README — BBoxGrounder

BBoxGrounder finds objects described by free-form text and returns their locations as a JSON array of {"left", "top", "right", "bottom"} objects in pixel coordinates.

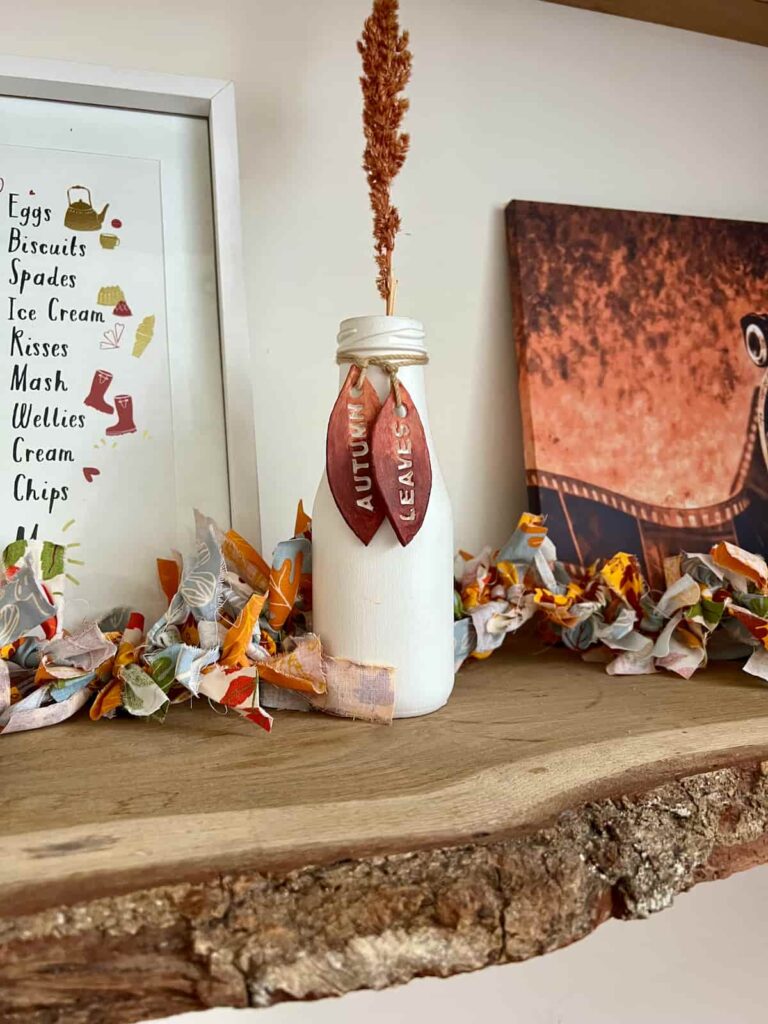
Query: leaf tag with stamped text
[
  {"left": 326, "top": 365, "right": 386, "bottom": 545},
  {"left": 371, "top": 382, "right": 432, "bottom": 546}
]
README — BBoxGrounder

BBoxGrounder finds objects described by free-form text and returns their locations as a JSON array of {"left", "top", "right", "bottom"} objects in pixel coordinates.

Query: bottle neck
[
  {"left": 337, "top": 315, "right": 426, "bottom": 357},
  {"left": 336, "top": 316, "right": 428, "bottom": 404}
]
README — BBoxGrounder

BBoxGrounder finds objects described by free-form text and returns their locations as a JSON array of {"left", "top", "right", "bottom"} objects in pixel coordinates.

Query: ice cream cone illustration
[
  {"left": 84, "top": 369, "right": 114, "bottom": 415},
  {"left": 133, "top": 315, "right": 155, "bottom": 358},
  {"left": 105, "top": 395, "right": 137, "bottom": 437}
]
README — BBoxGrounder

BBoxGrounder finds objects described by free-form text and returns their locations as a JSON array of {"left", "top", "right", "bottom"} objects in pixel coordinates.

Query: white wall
[
  {"left": 4, "top": 1, "right": 768, "bottom": 1020},
  {"left": 5, "top": 0, "right": 768, "bottom": 555}
]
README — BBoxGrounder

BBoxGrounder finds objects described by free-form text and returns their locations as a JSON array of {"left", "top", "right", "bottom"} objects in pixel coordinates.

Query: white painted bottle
[{"left": 312, "top": 315, "right": 455, "bottom": 717}]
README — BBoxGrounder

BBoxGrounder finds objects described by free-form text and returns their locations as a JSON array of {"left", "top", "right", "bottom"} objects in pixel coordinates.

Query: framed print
[
  {"left": 0, "top": 56, "right": 259, "bottom": 623},
  {"left": 507, "top": 199, "right": 768, "bottom": 588}
]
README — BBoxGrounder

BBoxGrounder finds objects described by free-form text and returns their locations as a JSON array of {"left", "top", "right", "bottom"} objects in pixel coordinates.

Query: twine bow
[{"left": 337, "top": 352, "right": 428, "bottom": 411}]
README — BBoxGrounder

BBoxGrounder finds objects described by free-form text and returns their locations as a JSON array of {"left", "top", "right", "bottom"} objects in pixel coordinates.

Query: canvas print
[{"left": 506, "top": 199, "right": 768, "bottom": 589}]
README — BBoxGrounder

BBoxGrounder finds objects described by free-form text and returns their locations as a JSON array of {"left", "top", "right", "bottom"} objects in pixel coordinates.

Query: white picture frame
[{"left": 0, "top": 53, "right": 261, "bottom": 549}]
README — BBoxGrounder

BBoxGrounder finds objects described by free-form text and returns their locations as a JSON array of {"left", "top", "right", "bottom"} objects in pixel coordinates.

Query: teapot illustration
[{"left": 64, "top": 186, "right": 110, "bottom": 232}]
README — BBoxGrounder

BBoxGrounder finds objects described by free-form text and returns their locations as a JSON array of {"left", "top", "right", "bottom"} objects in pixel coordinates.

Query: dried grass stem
[{"left": 358, "top": 0, "right": 412, "bottom": 313}]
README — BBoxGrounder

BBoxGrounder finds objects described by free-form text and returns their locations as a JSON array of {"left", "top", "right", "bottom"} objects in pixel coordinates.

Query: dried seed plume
[{"left": 358, "top": 0, "right": 412, "bottom": 314}]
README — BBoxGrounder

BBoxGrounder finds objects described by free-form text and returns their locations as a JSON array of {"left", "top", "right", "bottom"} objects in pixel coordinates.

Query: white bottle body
[{"left": 312, "top": 316, "right": 455, "bottom": 717}]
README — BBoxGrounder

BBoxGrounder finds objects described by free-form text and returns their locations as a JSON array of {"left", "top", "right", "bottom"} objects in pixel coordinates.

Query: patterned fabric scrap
[
  {"left": 0, "top": 503, "right": 394, "bottom": 734},
  {"left": 452, "top": 512, "right": 768, "bottom": 684}
]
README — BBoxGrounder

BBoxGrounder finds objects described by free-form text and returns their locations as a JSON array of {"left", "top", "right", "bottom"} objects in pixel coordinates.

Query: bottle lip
[{"left": 337, "top": 315, "right": 426, "bottom": 356}]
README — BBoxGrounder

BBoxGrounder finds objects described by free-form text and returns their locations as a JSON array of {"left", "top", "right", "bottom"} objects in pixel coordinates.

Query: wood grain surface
[
  {"left": 544, "top": 0, "right": 768, "bottom": 47},
  {"left": 3, "top": 644, "right": 768, "bottom": 917}
]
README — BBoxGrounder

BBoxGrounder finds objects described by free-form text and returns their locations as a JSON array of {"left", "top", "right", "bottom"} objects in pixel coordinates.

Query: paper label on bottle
[
  {"left": 325, "top": 365, "right": 386, "bottom": 545},
  {"left": 371, "top": 383, "right": 432, "bottom": 546}
]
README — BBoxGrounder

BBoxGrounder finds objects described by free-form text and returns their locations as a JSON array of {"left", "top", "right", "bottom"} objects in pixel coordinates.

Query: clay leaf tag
[
  {"left": 326, "top": 366, "right": 385, "bottom": 545},
  {"left": 371, "top": 382, "right": 432, "bottom": 546}
]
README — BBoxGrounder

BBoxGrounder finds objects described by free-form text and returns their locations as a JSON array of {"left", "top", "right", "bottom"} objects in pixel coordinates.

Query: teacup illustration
[{"left": 99, "top": 233, "right": 120, "bottom": 250}]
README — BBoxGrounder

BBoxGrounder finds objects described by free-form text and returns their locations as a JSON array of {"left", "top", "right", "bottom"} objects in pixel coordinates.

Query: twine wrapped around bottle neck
[{"left": 337, "top": 351, "right": 429, "bottom": 410}]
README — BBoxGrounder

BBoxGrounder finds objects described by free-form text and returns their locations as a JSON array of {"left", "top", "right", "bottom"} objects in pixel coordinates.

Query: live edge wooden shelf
[{"left": 2, "top": 645, "right": 768, "bottom": 1023}]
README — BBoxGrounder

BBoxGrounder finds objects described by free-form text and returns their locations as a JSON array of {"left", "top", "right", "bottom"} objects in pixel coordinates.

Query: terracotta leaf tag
[
  {"left": 371, "top": 382, "right": 432, "bottom": 546},
  {"left": 326, "top": 366, "right": 386, "bottom": 545}
]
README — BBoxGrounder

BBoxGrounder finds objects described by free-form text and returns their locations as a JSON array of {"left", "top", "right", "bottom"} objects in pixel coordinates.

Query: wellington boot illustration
[
  {"left": 105, "top": 394, "right": 137, "bottom": 437},
  {"left": 84, "top": 369, "right": 114, "bottom": 415}
]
